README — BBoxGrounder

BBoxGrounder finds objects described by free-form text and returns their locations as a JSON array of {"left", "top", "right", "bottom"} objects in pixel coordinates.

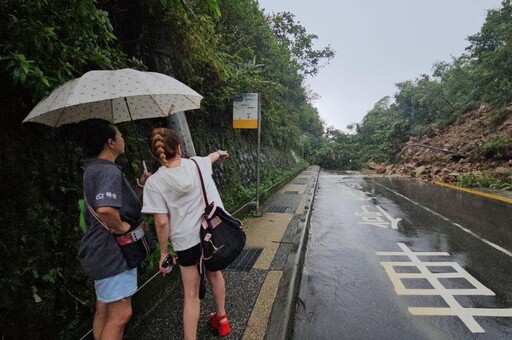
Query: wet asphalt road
[{"left": 292, "top": 171, "right": 512, "bottom": 340}]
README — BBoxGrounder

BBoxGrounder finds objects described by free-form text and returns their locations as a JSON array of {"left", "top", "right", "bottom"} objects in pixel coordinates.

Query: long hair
[{"left": 149, "top": 128, "right": 181, "bottom": 166}]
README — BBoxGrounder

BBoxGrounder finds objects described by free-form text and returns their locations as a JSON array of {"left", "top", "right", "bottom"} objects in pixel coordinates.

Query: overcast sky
[{"left": 257, "top": 0, "right": 503, "bottom": 132}]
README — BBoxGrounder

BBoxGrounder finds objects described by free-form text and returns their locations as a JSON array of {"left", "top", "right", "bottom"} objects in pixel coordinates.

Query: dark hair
[
  {"left": 78, "top": 119, "right": 117, "bottom": 158},
  {"left": 149, "top": 127, "right": 181, "bottom": 166}
]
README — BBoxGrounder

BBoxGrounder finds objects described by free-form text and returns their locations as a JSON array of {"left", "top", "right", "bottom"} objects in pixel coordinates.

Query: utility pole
[
  {"left": 166, "top": 112, "right": 196, "bottom": 157},
  {"left": 150, "top": 43, "right": 197, "bottom": 158}
]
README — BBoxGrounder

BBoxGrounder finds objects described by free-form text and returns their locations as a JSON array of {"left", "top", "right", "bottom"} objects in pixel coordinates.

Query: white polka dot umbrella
[
  {"left": 23, "top": 68, "right": 203, "bottom": 127},
  {"left": 23, "top": 68, "right": 203, "bottom": 170}
]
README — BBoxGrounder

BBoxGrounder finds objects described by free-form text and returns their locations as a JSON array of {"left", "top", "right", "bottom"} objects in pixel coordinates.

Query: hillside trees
[
  {"left": 267, "top": 11, "right": 335, "bottom": 77},
  {"left": 354, "top": 96, "right": 405, "bottom": 163},
  {"left": 315, "top": 127, "right": 359, "bottom": 169},
  {"left": 466, "top": 0, "right": 512, "bottom": 107},
  {"left": 321, "top": 1, "right": 512, "bottom": 169}
]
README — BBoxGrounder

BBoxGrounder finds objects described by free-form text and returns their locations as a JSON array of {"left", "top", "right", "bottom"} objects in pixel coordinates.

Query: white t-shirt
[{"left": 142, "top": 156, "right": 224, "bottom": 251}]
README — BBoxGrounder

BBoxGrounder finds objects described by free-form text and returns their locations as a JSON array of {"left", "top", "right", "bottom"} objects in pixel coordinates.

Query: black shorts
[{"left": 176, "top": 243, "right": 201, "bottom": 267}]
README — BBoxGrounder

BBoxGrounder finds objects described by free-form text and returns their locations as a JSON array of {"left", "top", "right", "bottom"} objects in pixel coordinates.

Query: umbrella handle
[{"left": 142, "top": 160, "right": 148, "bottom": 173}]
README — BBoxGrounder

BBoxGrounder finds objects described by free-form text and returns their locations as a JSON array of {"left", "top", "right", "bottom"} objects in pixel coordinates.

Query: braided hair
[{"left": 149, "top": 128, "right": 181, "bottom": 166}]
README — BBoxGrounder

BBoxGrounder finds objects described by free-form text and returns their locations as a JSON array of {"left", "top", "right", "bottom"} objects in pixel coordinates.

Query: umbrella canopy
[{"left": 23, "top": 68, "right": 203, "bottom": 127}]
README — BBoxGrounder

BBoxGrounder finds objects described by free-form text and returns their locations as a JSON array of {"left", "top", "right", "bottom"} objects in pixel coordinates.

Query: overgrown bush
[
  {"left": 490, "top": 106, "right": 512, "bottom": 126},
  {"left": 472, "top": 135, "right": 512, "bottom": 159},
  {"left": 458, "top": 171, "right": 512, "bottom": 190}
]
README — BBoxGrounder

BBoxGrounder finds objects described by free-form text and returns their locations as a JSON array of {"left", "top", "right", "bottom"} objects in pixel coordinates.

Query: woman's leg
[
  {"left": 93, "top": 301, "right": 107, "bottom": 339},
  {"left": 93, "top": 267, "right": 137, "bottom": 339},
  {"left": 98, "top": 297, "right": 132, "bottom": 340},
  {"left": 180, "top": 265, "right": 201, "bottom": 340},
  {"left": 206, "top": 270, "right": 226, "bottom": 316},
  {"left": 206, "top": 270, "right": 231, "bottom": 336}
]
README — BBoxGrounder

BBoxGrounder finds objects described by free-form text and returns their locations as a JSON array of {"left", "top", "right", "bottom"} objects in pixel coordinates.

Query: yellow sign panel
[
  {"left": 233, "top": 119, "right": 258, "bottom": 129},
  {"left": 233, "top": 93, "right": 259, "bottom": 129}
]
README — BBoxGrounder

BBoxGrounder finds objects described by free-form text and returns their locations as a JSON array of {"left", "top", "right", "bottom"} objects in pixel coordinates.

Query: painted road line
[
  {"left": 373, "top": 182, "right": 512, "bottom": 258},
  {"left": 356, "top": 205, "right": 401, "bottom": 229},
  {"left": 378, "top": 243, "right": 512, "bottom": 333},
  {"left": 434, "top": 181, "right": 512, "bottom": 204}
]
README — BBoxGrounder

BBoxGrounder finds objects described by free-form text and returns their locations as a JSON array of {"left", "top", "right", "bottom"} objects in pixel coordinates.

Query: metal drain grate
[
  {"left": 226, "top": 248, "right": 263, "bottom": 271},
  {"left": 292, "top": 179, "right": 308, "bottom": 185},
  {"left": 284, "top": 191, "right": 299, "bottom": 194},
  {"left": 263, "top": 205, "right": 288, "bottom": 213}
]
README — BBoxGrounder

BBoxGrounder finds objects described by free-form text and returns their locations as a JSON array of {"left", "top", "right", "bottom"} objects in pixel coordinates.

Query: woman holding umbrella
[{"left": 76, "top": 118, "right": 150, "bottom": 339}]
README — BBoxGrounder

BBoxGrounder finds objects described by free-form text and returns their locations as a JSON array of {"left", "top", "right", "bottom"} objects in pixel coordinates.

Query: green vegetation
[
  {"left": 458, "top": 171, "right": 512, "bottom": 190},
  {"left": 221, "top": 160, "right": 308, "bottom": 212},
  {"left": 472, "top": 136, "right": 512, "bottom": 160},
  {"left": 310, "top": 1, "right": 512, "bottom": 191},
  {"left": 0, "top": 0, "right": 332, "bottom": 337}
]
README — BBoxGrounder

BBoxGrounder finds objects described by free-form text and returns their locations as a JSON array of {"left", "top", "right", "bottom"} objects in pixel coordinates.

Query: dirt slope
[{"left": 384, "top": 103, "right": 512, "bottom": 184}]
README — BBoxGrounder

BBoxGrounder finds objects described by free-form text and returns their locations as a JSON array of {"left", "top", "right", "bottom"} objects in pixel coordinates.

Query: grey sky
[{"left": 257, "top": 0, "right": 503, "bottom": 132}]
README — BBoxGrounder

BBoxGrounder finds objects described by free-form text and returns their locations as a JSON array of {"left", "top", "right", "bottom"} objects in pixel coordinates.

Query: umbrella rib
[
  {"left": 123, "top": 97, "right": 145, "bottom": 163},
  {"left": 182, "top": 95, "right": 200, "bottom": 111},
  {"left": 111, "top": 97, "right": 115, "bottom": 123},
  {"left": 147, "top": 95, "right": 168, "bottom": 117},
  {"left": 53, "top": 108, "right": 65, "bottom": 127}
]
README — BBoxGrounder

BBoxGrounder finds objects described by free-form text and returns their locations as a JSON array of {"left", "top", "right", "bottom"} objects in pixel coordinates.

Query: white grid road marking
[{"left": 377, "top": 243, "right": 512, "bottom": 333}]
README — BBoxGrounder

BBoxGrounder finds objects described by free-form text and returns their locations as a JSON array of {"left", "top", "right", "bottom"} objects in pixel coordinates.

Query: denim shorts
[{"left": 94, "top": 267, "right": 137, "bottom": 303}]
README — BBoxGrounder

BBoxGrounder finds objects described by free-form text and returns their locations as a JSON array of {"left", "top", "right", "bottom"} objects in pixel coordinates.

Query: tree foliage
[
  {"left": 466, "top": 0, "right": 512, "bottom": 106},
  {"left": 0, "top": 0, "right": 331, "bottom": 337},
  {"left": 267, "top": 11, "right": 335, "bottom": 76},
  {"left": 313, "top": 1, "right": 512, "bottom": 169},
  {"left": 0, "top": 1, "right": 132, "bottom": 338}
]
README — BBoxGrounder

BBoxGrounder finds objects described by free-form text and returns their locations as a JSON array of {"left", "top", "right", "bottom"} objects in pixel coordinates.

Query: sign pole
[
  {"left": 232, "top": 92, "right": 261, "bottom": 216},
  {"left": 255, "top": 94, "right": 261, "bottom": 216}
]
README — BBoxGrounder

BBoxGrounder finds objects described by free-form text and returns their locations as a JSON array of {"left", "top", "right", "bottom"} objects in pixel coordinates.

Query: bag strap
[
  {"left": 83, "top": 196, "right": 113, "bottom": 233},
  {"left": 191, "top": 159, "right": 208, "bottom": 286},
  {"left": 191, "top": 159, "right": 209, "bottom": 207}
]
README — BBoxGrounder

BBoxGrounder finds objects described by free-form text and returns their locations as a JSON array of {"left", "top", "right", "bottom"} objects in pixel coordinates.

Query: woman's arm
[
  {"left": 153, "top": 213, "right": 175, "bottom": 272},
  {"left": 96, "top": 206, "right": 131, "bottom": 234},
  {"left": 134, "top": 171, "right": 151, "bottom": 199},
  {"left": 208, "top": 150, "right": 229, "bottom": 164}
]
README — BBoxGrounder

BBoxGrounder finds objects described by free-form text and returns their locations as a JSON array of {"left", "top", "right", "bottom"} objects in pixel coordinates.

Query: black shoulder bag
[
  {"left": 192, "top": 159, "right": 246, "bottom": 272},
  {"left": 84, "top": 198, "right": 156, "bottom": 268}
]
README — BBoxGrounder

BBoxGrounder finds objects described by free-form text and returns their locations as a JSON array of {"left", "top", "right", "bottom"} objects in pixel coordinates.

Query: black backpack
[
  {"left": 200, "top": 201, "right": 246, "bottom": 271},
  {"left": 192, "top": 160, "right": 246, "bottom": 272}
]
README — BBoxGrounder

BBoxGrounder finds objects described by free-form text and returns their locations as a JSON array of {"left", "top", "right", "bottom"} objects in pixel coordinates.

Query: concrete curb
[
  {"left": 265, "top": 166, "right": 320, "bottom": 340},
  {"left": 433, "top": 181, "right": 512, "bottom": 204}
]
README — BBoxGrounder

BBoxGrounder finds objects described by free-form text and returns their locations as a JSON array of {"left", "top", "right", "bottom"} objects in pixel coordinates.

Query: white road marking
[
  {"left": 377, "top": 243, "right": 512, "bottom": 333},
  {"left": 373, "top": 182, "right": 512, "bottom": 258},
  {"left": 356, "top": 205, "right": 401, "bottom": 229}
]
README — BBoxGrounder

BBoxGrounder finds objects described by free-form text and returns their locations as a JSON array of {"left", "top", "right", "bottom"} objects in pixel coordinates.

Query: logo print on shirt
[{"left": 96, "top": 193, "right": 117, "bottom": 200}]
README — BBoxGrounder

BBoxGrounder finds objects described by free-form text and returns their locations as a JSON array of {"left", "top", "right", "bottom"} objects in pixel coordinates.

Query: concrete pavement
[{"left": 125, "top": 165, "right": 320, "bottom": 340}]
